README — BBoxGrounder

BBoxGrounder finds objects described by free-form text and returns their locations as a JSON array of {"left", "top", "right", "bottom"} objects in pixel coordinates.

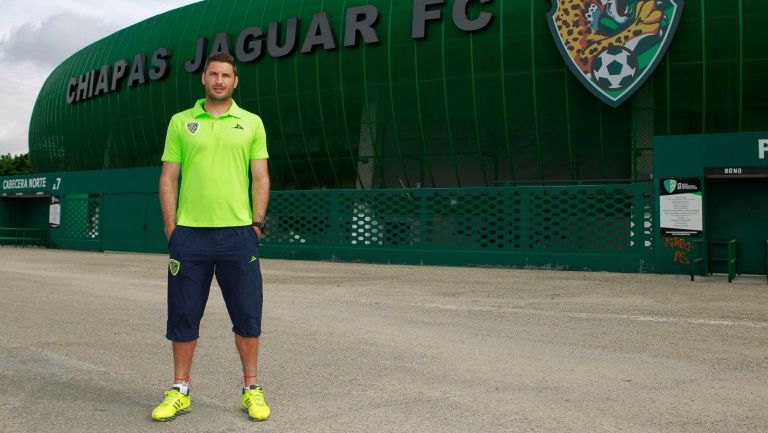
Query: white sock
[{"left": 172, "top": 383, "right": 190, "bottom": 395}]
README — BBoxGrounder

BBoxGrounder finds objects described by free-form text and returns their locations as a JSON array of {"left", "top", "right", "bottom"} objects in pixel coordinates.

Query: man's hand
[
  {"left": 250, "top": 159, "right": 270, "bottom": 240},
  {"left": 165, "top": 224, "right": 176, "bottom": 241},
  {"left": 159, "top": 162, "right": 181, "bottom": 242}
]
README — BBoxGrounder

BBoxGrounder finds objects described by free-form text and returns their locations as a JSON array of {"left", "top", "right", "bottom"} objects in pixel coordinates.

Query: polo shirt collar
[{"left": 191, "top": 98, "right": 243, "bottom": 119}]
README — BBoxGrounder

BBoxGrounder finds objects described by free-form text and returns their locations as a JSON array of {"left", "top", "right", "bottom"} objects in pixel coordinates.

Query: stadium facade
[{"left": 1, "top": 0, "right": 767, "bottom": 276}]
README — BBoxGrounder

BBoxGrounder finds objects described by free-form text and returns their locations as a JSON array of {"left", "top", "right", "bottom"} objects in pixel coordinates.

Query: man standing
[{"left": 152, "top": 52, "right": 271, "bottom": 422}]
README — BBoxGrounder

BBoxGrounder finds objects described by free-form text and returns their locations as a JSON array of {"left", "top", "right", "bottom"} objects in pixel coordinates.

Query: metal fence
[
  {"left": 38, "top": 183, "right": 656, "bottom": 272},
  {"left": 0, "top": 227, "right": 49, "bottom": 247},
  {"left": 262, "top": 183, "right": 655, "bottom": 272}
]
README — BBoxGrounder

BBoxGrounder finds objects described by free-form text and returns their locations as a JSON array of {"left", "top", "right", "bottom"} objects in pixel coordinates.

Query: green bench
[{"left": 0, "top": 228, "right": 49, "bottom": 248}]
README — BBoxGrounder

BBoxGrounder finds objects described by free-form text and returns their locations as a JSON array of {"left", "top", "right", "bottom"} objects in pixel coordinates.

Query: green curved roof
[{"left": 29, "top": 0, "right": 768, "bottom": 189}]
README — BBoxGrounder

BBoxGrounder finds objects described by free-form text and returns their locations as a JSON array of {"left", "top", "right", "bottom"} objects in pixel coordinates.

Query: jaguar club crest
[
  {"left": 186, "top": 121, "right": 200, "bottom": 135},
  {"left": 547, "top": 0, "right": 684, "bottom": 107}
]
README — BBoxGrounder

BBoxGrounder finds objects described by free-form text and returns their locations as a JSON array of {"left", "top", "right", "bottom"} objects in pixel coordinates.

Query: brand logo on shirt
[
  {"left": 234, "top": 124, "right": 244, "bottom": 130},
  {"left": 186, "top": 121, "right": 200, "bottom": 135}
]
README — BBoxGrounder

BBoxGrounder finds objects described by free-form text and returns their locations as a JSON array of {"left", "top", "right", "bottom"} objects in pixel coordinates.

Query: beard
[{"left": 205, "top": 85, "right": 234, "bottom": 101}]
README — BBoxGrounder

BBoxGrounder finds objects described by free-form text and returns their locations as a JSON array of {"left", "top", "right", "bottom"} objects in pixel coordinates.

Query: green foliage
[{"left": 0, "top": 153, "right": 33, "bottom": 176}]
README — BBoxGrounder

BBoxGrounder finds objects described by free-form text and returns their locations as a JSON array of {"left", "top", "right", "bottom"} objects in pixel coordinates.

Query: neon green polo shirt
[{"left": 161, "top": 99, "right": 268, "bottom": 227}]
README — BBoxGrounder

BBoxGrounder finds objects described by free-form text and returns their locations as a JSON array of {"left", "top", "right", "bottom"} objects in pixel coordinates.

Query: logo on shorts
[
  {"left": 169, "top": 259, "right": 181, "bottom": 276},
  {"left": 186, "top": 121, "right": 200, "bottom": 135},
  {"left": 249, "top": 256, "right": 258, "bottom": 263}
]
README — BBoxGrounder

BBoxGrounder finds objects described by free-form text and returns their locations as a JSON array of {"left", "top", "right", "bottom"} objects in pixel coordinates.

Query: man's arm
[
  {"left": 250, "top": 159, "right": 270, "bottom": 238},
  {"left": 159, "top": 162, "right": 181, "bottom": 240}
]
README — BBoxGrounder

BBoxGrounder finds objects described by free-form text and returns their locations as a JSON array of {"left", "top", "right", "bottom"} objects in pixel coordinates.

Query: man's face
[{"left": 202, "top": 61, "right": 238, "bottom": 101}]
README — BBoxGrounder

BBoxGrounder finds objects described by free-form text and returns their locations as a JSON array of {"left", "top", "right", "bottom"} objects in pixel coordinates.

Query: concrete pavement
[{"left": 0, "top": 247, "right": 766, "bottom": 432}]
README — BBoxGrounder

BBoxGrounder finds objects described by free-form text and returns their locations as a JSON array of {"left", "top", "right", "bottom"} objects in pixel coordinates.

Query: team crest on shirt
[{"left": 186, "top": 121, "right": 200, "bottom": 135}]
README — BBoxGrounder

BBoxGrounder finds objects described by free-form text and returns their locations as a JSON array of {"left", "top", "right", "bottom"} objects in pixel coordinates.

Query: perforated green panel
[
  {"left": 341, "top": 193, "right": 423, "bottom": 247},
  {"left": 62, "top": 195, "right": 101, "bottom": 240},
  {"left": 268, "top": 194, "right": 332, "bottom": 246},
  {"left": 262, "top": 184, "right": 655, "bottom": 271}
]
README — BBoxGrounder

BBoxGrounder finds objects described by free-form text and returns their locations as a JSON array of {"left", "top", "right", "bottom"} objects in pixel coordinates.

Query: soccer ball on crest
[{"left": 591, "top": 46, "right": 638, "bottom": 91}]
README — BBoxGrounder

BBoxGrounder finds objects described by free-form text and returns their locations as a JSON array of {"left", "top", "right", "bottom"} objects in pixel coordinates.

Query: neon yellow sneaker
[
  {"left": 241, "top": 385, "right": 270, "bottom": 421},
  {"left": 151, "top": 387, "right": 191, "bottom": 421}
]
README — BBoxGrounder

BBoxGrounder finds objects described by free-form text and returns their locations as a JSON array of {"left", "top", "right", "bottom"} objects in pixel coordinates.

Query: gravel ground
[{"left": 0, "top": 247, "right": 766, "bottom": 433}]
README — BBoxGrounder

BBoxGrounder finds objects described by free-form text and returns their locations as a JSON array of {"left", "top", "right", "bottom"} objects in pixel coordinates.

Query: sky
[{"left": 0, "top": 0, "right": 201, "bottom": 155}]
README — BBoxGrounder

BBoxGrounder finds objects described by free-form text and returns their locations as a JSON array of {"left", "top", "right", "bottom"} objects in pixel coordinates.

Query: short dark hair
[{"left": 204, "top": 52, "right": 238, "bottom": 76}]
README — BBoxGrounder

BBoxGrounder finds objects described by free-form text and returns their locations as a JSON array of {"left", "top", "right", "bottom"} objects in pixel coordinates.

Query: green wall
[
  {"left": 1, "top": 168, "right": 655, "bottom": 272},
  {"left": 29, "top": 0, "right": 768, "bottom": 189},
  {"left": 0, "top": 200, "right": 18, "bottom": 227},
  {"left": 19, "top": 200, "right": 49, "bottom": 229},
  {"left": 654, "top": 132, "right": 768, "bottom": 275},
  {"left": 0, "top": 168, "right": 163, "bottom": 252},
  {"left": 7, "top": 131, "right": 767, "bottom": 275}
]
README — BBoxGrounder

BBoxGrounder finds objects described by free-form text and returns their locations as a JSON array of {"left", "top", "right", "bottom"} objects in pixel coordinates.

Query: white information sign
[
  {"left": 49, "top": 203, "right": 61, "bottom": 227},
  {"left": 659, "top": 178, "right": 702, "bottom": 237}
]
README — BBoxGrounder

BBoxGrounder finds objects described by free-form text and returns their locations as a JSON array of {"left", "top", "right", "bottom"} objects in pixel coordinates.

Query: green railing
[
  {"left": 689, "top": 239, "right": 707, "bottom": 282},
  {"left": 0, "top": 227, "right": 49, "bottom": 247},
  {"left": 709, "top": 239, "right": 741, "bottom": 283},
  {"left": 261, "top": 183, "right": 655, "bottom": 272}
]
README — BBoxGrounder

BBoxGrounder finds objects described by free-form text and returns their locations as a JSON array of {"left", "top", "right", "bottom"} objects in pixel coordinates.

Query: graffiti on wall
[{"left": 664, "top": 236, "right": 692, "bottom": 264}]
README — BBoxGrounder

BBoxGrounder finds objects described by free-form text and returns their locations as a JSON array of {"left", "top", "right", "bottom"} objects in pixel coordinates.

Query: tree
[{"left": 0, "top": 153, "right": 33, "bottom": 176}]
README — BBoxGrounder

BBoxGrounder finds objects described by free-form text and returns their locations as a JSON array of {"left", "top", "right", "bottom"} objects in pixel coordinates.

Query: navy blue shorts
[{"left": 166, "top": 225, "right": 263, "bottom": 342}]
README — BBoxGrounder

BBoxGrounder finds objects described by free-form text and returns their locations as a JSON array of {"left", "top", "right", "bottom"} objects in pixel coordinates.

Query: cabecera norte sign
[
  {"left": 66, "top": 0, "right": 494, "bottom": 104},
  {"left": 546, "top": 0, "right": 684, "bottom": 107}
]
